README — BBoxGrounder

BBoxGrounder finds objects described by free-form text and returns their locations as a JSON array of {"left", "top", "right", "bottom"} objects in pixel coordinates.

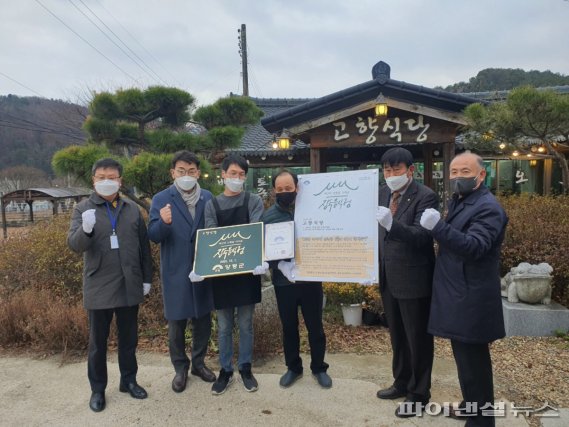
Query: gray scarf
[{"left": 174, "top": 181, "right": 201, "bottom": 219}]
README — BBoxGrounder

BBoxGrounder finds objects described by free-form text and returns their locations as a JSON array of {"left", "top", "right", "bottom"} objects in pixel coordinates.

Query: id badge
[{"left": 110, "top": 233, "right": 119, "bottom": 249}]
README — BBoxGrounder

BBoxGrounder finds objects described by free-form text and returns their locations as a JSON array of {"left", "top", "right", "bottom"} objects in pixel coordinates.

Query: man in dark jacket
[
  {"left": 420, "top": 152, "right": 508, "bottom": 427},
  {"left": 191, "top": 154, "right": 268, "bottom": 395},
  {"left": 148, "top": 151, "right": 216, "bottom": 393},
  {"left": 262, "top": 170, "right": 332, "bottom": 389},
  {"left": 67, "top": 158, "right": 153, "bottom": 413},
  {"left": 375, "top": 147, "right": 438, "bottom": 418}
]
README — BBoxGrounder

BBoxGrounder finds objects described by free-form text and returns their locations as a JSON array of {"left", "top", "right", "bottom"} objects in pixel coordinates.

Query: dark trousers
[
  {"left": 274, "top": 283, "right": 329, "bottom": 374},
  {"left": 381, "top": 285, "right": 433, "bottom": 401},
  {"left": 451, "top": 340, "right": 496, "bottom": 427},
  {"left": 87, "top": 305, "right": 139, "bottom": 393},
  {"left": 168, "top": 313, "right": 212, "bottom": 374}
]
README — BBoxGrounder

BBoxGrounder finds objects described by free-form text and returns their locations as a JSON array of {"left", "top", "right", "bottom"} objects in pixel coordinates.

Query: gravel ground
[{"left": 320, "top": 324, "right": 569, "bottom": 427}]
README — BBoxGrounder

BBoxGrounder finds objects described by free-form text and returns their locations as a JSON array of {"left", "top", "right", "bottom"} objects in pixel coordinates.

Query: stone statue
[{"left": 501, "top": 262, "right": 553, "bottom": 305}]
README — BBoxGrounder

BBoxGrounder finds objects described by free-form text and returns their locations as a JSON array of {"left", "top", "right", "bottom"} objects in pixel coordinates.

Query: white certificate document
[
  {"left": 293, "top": 169, "right": 379, "bottom": 283},
  {"left": 264, "top": 221, "right": 295, "bottom": 261}
]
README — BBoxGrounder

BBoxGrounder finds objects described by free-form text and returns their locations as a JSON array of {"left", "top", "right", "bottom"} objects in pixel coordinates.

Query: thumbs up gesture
[{"left": 160, "top": 203, "right": 172, "bottom": 225}]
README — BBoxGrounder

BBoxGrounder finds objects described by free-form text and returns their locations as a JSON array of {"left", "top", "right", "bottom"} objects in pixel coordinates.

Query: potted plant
[
  {"left": 362, "top": 286, "right": 384, "bottom": 326},
  {"left": 333, "top": 282, "right": 365, "bottom": 326}
]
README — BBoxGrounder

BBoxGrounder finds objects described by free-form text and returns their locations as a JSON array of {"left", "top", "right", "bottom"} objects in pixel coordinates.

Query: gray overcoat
[{"left": 67, "top": 193, "right": 153, "bottom": 310}]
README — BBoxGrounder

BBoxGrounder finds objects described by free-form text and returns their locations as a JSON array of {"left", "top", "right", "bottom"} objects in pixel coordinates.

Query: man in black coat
[
  {"left": 375, "top": 147, "right": 438, "bottom": 418},
  {"left": 420, "top": 152, "right": 508, "bottom": 427}
]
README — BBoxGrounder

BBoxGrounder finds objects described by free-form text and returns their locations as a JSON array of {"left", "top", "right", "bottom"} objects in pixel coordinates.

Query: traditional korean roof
[
  {"left": 260, "top": 61, "right": 483, "bottom": 136},
  {"left": 230, "top": 97, "right": 312, "bottom": 157}
]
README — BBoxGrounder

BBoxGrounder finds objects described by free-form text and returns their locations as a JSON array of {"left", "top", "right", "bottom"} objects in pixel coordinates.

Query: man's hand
[
  {"left": 277, "top": 260, "right": 296, "bottom": 283},
  {"left": 420, "top": 208, "right": 441, "bottom": 230},
  {"left": 82, "top": 209, "right": 96, "bottom": 233},
  {"left": 253, "top": 262, "right": 269, "bottom": 276},
  {"left": 189, "top": 271, "right": 204, "bottom": 282},
  {"left": 143, "top": 283, "right": 151, "bottom": 296},
  {"left": 376, "top": 206, "right": 393, "bottom": 231},
  {"left": 160, "top": 203, "right": 172, "bottom": 225}
]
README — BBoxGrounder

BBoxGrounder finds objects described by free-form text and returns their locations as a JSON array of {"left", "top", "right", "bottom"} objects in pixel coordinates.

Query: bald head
[{"left": 450, "top": 152, "right": 485, "bottom": 176}]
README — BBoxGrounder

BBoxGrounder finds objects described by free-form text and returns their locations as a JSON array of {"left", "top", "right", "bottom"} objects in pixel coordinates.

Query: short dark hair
[
  {"left": 171, "top": 150, "right": 200, "bottom": 169},
  {"left": 92, "top": 158, "right": 122, "bottom": 176},
  {"left": 271, "top": 169, "right": 298, "bottom": 188},
  {"left": 380, "top": 147, "right": 414, "bottom": 167},
  {"left": 221, "top": 154, "right": 248, "bottom": 174}
]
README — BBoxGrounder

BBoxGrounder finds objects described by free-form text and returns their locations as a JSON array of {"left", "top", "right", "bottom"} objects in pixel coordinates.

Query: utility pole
[{"left": 238, "top": 24, "right": 249, "bottom": 97}]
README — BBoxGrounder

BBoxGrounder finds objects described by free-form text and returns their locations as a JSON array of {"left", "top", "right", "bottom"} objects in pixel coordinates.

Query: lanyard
[{"left": 105, "top": 201, "right": 119, "bottom": 233}]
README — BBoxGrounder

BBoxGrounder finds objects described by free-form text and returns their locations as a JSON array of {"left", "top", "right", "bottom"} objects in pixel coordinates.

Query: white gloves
[
  {"left": 189, "top": 271, "right": 204, "bottom": 282},
  {"left": 82, "top": 209, "right": 96, "bottom": 233},
  {"left": 253, "top": 262, "right": 269, "bottom": 276},
  {"left": 376, "top": 206, "right": 393, "bottom": 231},
  {"left": 420, "top": 208, "right": 441, "bottom": 230},
  {"left": 143, "top": 283, "right": 151, "bottom": 296},
  {"left": 278, "top": 260, "right": 297, "bottom": 283}
]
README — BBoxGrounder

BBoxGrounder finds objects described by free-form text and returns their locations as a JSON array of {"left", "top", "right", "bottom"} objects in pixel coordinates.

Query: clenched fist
[{"left": 160, "top": 203, "right": 172, "bottom": 225}]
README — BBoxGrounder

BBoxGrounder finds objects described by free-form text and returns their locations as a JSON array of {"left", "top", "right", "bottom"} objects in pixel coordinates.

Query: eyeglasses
[
  {"left": 174, "top": 168, "right": 199, "bottom": 176},
  {"left": 94, "top": 176, "right": 120, "bottom": 181}
]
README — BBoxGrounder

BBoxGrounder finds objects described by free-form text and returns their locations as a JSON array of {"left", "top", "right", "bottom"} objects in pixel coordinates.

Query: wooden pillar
[
  {"left": 422, "top": 144, "right": 433, "bottom": 190},
  {"left": 310, "top": 147, "right": 326, "bottom": 173},
  {"left": 543, "top": 158, "right": 553, "bottom": 195},
  {"left": 442, "top": 141, "right": 455, "bottom": 208},
  {"left": 28, "top": 201, "right": 34, "bottom": 222},
  {"left": 52, "top": 199, "right": 58, "bottom": 216},
  {"left": 1, "top": 197, "right": 7, "bottom": 239}
]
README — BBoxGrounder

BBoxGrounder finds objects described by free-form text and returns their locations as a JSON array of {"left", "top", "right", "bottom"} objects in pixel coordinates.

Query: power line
[
  {"left": 70, "top": 0, "right": 168, "bottom": 86},
  {"left": 92, "top": 0, "right": 183, "bottom": 87},
  {"left": 0, "top": 119, "right": 85, "bottom": 141},
  {"left": 0, "top": 71, "right": 45, "bottom": 98},
  {"left": 77, "top": 0, "right": 169, "bottom": 86},
  {"left": 35, "top": 0, "right": 139, "bottom": 84},
  {"left": 1, "top": 112, "right": 85, "bottom": 139}
]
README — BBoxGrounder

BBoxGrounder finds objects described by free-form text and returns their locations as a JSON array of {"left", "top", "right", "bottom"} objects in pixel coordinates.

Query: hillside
[
  {"left": 438, "top": 68, "right": 569, "bottom": 93},
  {"left": 0, "top": 95, "right": 87, "bottom": 174}
]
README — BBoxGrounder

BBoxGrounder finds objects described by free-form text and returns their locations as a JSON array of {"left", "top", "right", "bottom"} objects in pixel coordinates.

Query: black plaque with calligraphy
[{"left": 193, "top": 222, "right": 264, "bottom": 278}]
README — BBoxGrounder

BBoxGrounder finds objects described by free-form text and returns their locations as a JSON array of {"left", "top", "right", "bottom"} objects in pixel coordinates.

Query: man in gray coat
[
  {"left": 375, "top": 147, "right": 438, "bottom": 418},
  {"left": 68, "top": 158, "right": 153, "bottom": 413}
]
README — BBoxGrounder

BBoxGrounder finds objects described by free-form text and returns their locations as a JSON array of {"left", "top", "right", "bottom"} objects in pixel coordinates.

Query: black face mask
[
  {"left": 276, "top": 191, "right": 296, "bottom": 207},
  {"left": 450, "top": 174, "right": 480, "bottom": 197}
]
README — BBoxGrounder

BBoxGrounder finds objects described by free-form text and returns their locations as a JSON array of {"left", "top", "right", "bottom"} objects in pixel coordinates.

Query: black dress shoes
[
  {"left": 313, "top": 372, "right": 333, "bottom": 388},
  {"left": 119, "top": 381, "right": 148, "bottom": 399},
  {"left": 172, "top": 369, "right": 188, "bottom": 393},
  {"left": 191, "top": 365, "right": 216, "bottom": 383},
  {"left": 376, "top": 385, "right": 407, "bottom": 400},
  {"left": 89, "top": 391, "right": 105, "bottom": 412},
  {"left": 279, "top": 370, "right": 303, "bottom": 388},
  {"left": 395, "top": 399, "right": 429, "bottom": 418}
]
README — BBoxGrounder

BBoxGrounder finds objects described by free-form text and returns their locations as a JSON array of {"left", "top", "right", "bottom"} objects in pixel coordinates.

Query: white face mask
[
  {"left": 225, "top": 178, "right": 244, "bottom": 193},
  {"left": 94, "top": 179, "right": 120, "bottom": 197},
  {"left": 175, "top": 176, "right": 197, "bottom": 191},
  {"left": 385, "top": 174, "right": 409, "bottom": 192}
]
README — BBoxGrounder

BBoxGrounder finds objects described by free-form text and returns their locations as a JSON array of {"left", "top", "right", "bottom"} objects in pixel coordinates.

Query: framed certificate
[
  {"left": 264, "top": 221, "right": 295, "bottom": 261},
  {"left": 193, "top": 222, "right": 264, "bottom": 278}
]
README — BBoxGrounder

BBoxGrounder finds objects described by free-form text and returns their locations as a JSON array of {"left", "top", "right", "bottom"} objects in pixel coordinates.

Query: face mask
[
  {"left": 385, "top": 174, "right": 409, "bottom": 192},
  {"left": 225, "top": 178, "right": 244, "bottom": 193},
  {"left": 450, "top": 173, "right": 481, "bottom": 197},
  {"left": 94, "top": 179, "right": 120, "bottom": 197},
  {"left": 175, "top": 176, "right": 197, "bottom": 191},
  {"left": 276, "top": 191, "right": 296, "bottom": 207}
]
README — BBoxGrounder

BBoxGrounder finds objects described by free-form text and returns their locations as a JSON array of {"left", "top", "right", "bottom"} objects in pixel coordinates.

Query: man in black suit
[{"left": 375, "top": 147, "right": 438, "bottom": 418}]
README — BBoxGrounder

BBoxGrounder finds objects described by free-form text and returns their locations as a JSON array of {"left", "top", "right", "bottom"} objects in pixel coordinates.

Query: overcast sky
[{"left": 1, "top": 0, "right": 568, "bottom": 107}]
